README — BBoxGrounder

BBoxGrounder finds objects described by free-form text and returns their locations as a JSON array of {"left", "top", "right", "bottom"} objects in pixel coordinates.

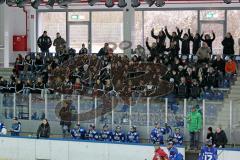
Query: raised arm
[
  {"left": 164, "top": 26, "right": 172, "bottom": 39},
  {"left": 151, "top": 28, "right": 158, "bottom": 39},
  {"left": 211, "top": 31, "right": 216, "bottom": 41},
  {"left": 188, "top": 29, "right": 194, "bottom": 41},
  {"left": 200, "top": 32, "right": 206, "bottom": 42},
  {"left": 176, "top": 27, "right": 183, "bottom": 38},
  {"left": 146, "top": 37, "right": 151, "bottom": 51}
]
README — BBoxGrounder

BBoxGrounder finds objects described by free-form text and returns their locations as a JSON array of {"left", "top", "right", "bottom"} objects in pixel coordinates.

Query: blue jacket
[
  {"left": 127, "top": 131, "right": 139, "bottom": 143},
  {"left": 100, "top": 130, "right": 112, "bottom": 142},
  {"left": 112, "top": 131, "right": 125, "bottom": 142},
  {"left": 11, "top": 122, "right": 21, "bottom": 136},
  {"left": 150, "top": 127, "right": 165, "bottom": 144}
]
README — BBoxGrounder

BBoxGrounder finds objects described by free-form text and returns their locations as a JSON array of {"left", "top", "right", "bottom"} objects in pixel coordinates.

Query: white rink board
[{"left": 0, "top": 136, "right": 239, "bottom": 160}]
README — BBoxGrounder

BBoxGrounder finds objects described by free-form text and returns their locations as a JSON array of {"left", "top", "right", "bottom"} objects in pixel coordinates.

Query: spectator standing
[
  {"left": 97, "top": 43, "right": 109, "bottom": 57},
  {"left": 179, "top": 32, "right": 191, "bottom": 56},
  {"left": 53, "top": 32, "right": 66, "bottom": 55},
  {"left": 207, "top": 127, "right": 215, "bottom": 142},
  {"left": 59, "top": 101, "right": 72, "bottom": 138},
  {"left": 214, "top": 127, "right": 228, "bottom": 148},
  {"left": 196, "top": 42, "right": 211, "bottom": 63},
  {"left": 146, "top": 37, "right": 159, "bottom": 61},
  {"left": 201, "top": 31, "right": 215, "bottom": 54},
  {"left": 36, "top": 119, "right": 50, "bottom": 139},
  {"left": 79, "top": 43, "right": 88, "bottom": 55},
  {"left": 165, "top": 26, "right": 182, "bottom": 49},
  {"left": 37, "top": 31, "right": 52, "bottom": 56},
  {"left": 187, "top": 106, "right": 202, "bottom": 150},
  {"left": 10, "top": 117, "right": 21, "bottom": 136},
  {"left": 222, "top": 32, "right": 234, "bottom": 55},
  {"left": 151, "top": 28, "right": 166, "bottom": 54},
  {"left": 189, "top": 30, "right": 202, "bottom": 55},
  {"left": 134, "top": 45, "right": 146, "bottom": 61}
]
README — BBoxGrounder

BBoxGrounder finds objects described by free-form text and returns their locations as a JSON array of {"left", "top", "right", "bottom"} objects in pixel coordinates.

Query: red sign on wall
[{"left": 13, "top": 35, "right": 27, "bottom": 52}]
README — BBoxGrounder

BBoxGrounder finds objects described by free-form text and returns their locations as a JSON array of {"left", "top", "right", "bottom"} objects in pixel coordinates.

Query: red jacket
[
  {"left": 153, "top": 148, "right": 169, "bottom": 160},
  {"left": 225, "top": 60, "right": 237, "bottom": 74}
]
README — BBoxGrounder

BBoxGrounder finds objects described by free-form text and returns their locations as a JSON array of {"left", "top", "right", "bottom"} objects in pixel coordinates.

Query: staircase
[
  {"left": 213, "top": 76, "right": 240, "bottom": 144},
  {"left": 0, "top": 67, "right": 13, "bottom": 80}
]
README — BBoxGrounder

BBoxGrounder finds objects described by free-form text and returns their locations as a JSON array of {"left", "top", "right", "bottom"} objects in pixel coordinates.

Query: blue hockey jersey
[
  {"left": 70, "top": 128, "right": 86, "bottom": 139},
  {"left": 112, "top": 131, "right": 125, "bottom": 142},
  {"left": 0, "top": 123, "right": 5, "bottom": 132},
  {"left": 87, "top": 129, "right": 99, "bottom": 140},
  {"left": 169, "top": 147, "right": 184, "bottom": 160},
  {"left": 100, "top": 130, "right": 112, "bottom": 141},
  {"left": 172, "top": 133, "right": 183, "bottom": 146},
  {"left": 150, "top": 127, "right": 165, "bottom": 144},
  {"left": 126, "top": 131, "right": 139, "bottom": 143},
  {"left": 198, "top": 146, "right": 218, "bottom": 160}
]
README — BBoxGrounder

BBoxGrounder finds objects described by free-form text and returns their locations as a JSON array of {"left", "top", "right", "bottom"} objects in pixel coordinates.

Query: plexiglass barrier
[{"left": 0, "top": 93, "right": 239, "bottom": 145}]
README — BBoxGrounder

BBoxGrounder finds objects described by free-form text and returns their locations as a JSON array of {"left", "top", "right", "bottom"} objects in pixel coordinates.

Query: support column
[
  {"left": 28, "top": 8, "right": 37, "bottom": 52},
  {"left": 123, "top": 0, "right": 135, "bottom": 57},
  {"left": 3, "top": 4, "right": 10, "bottom": 68}
]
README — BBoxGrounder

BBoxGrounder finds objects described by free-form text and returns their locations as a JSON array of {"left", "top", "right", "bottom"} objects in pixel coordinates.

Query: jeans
[{"left": 190, "top": 131, "right": 200, "bottom": 149}]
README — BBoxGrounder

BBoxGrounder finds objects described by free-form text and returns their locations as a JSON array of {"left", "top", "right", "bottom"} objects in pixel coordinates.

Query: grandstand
[{"left": 1, "top": 0, "right": 240, "bottom": 160}]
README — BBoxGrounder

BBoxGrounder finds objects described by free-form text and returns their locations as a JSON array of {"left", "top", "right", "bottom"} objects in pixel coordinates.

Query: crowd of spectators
[{"left": 1, "top": 28, "right": 238, "bottom": 100}]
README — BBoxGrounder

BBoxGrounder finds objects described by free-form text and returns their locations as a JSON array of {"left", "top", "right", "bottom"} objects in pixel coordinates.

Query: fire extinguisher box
[{"left": 13, "top": 35, "right": 27, "bottom": 51}]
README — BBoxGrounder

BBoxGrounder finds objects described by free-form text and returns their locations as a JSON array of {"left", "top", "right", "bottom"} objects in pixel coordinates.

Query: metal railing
[{"left": 0, "top": 93, "right": 239, "bottom": 145}]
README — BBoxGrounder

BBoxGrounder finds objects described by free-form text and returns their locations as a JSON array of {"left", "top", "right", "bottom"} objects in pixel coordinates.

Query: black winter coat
[
  {"left": 201, "top": 33, "right": 215, "bottom": 54},
  {"left": 222, "top": 37, "right": 234, "bottom": 55},
  {"left": 37, "top": 35, "right": 52, "bottom": 51},
  {"left": 212, "top": 59, "right": 225, "bottom": 73},
  {"left": 37, "top": 123, "right": 50, "bottom": 138},
  {"left": 165, "top": 28, "right": 182, "bottom": 48},
  {"left": 151, "top": 30, "right": 166, "bottom": 53},
  {"left": 189, "top": 31, "right": 202, "bottom": 55},
  {"left": 214, "top": 130, "right": 228, "bottom": 148}
]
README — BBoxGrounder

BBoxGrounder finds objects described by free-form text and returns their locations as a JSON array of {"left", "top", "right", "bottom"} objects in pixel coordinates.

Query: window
[
  {"left": 132, "top": 11, "right": 143, "bottom": 49},
  {"left": 92, "top": 12, "right": 123, "bottom": 53},
  {"left": 144, "top": 11, "right": 198, "bottom": 51},
  {"left": 38, "top": 12, "right": 66, "bottom": 52},
  {"left": 200, "top": 10, "right": 225, "bottom": 21},
  {"left": 227, "top": 10, "right": 240, "bottom": 55}
]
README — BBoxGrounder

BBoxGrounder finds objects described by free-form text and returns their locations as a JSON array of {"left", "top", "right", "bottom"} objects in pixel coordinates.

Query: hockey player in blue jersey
[
  {"left": 0, "top": 122, "right": 7, "bottom": 135},
  {"left": 86, "top": 124, "right": 99, "bottom": 141},
  {"left": 112, "top": 125, "right": 125, "bottom": 142},
  {"left": 198, "top": 139, "right": 218, "bottom": 160},
  {"left": 70, "top": 123, "right": 86, "bottom": 140},
  {"left": 150, "top": 122, "right": 166, "bottom": 145},
  {"left": 172, "top": 128, "right": 183, "bottom": 146},
  {"left": 126, "top": 126, "right": 139, "bottom": 143},
  {"left": 99, "top": 124, "right": 112, "bottom": 142},
  {"left": 167, "top": 141, "right": 184, "bottom": 160}
]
